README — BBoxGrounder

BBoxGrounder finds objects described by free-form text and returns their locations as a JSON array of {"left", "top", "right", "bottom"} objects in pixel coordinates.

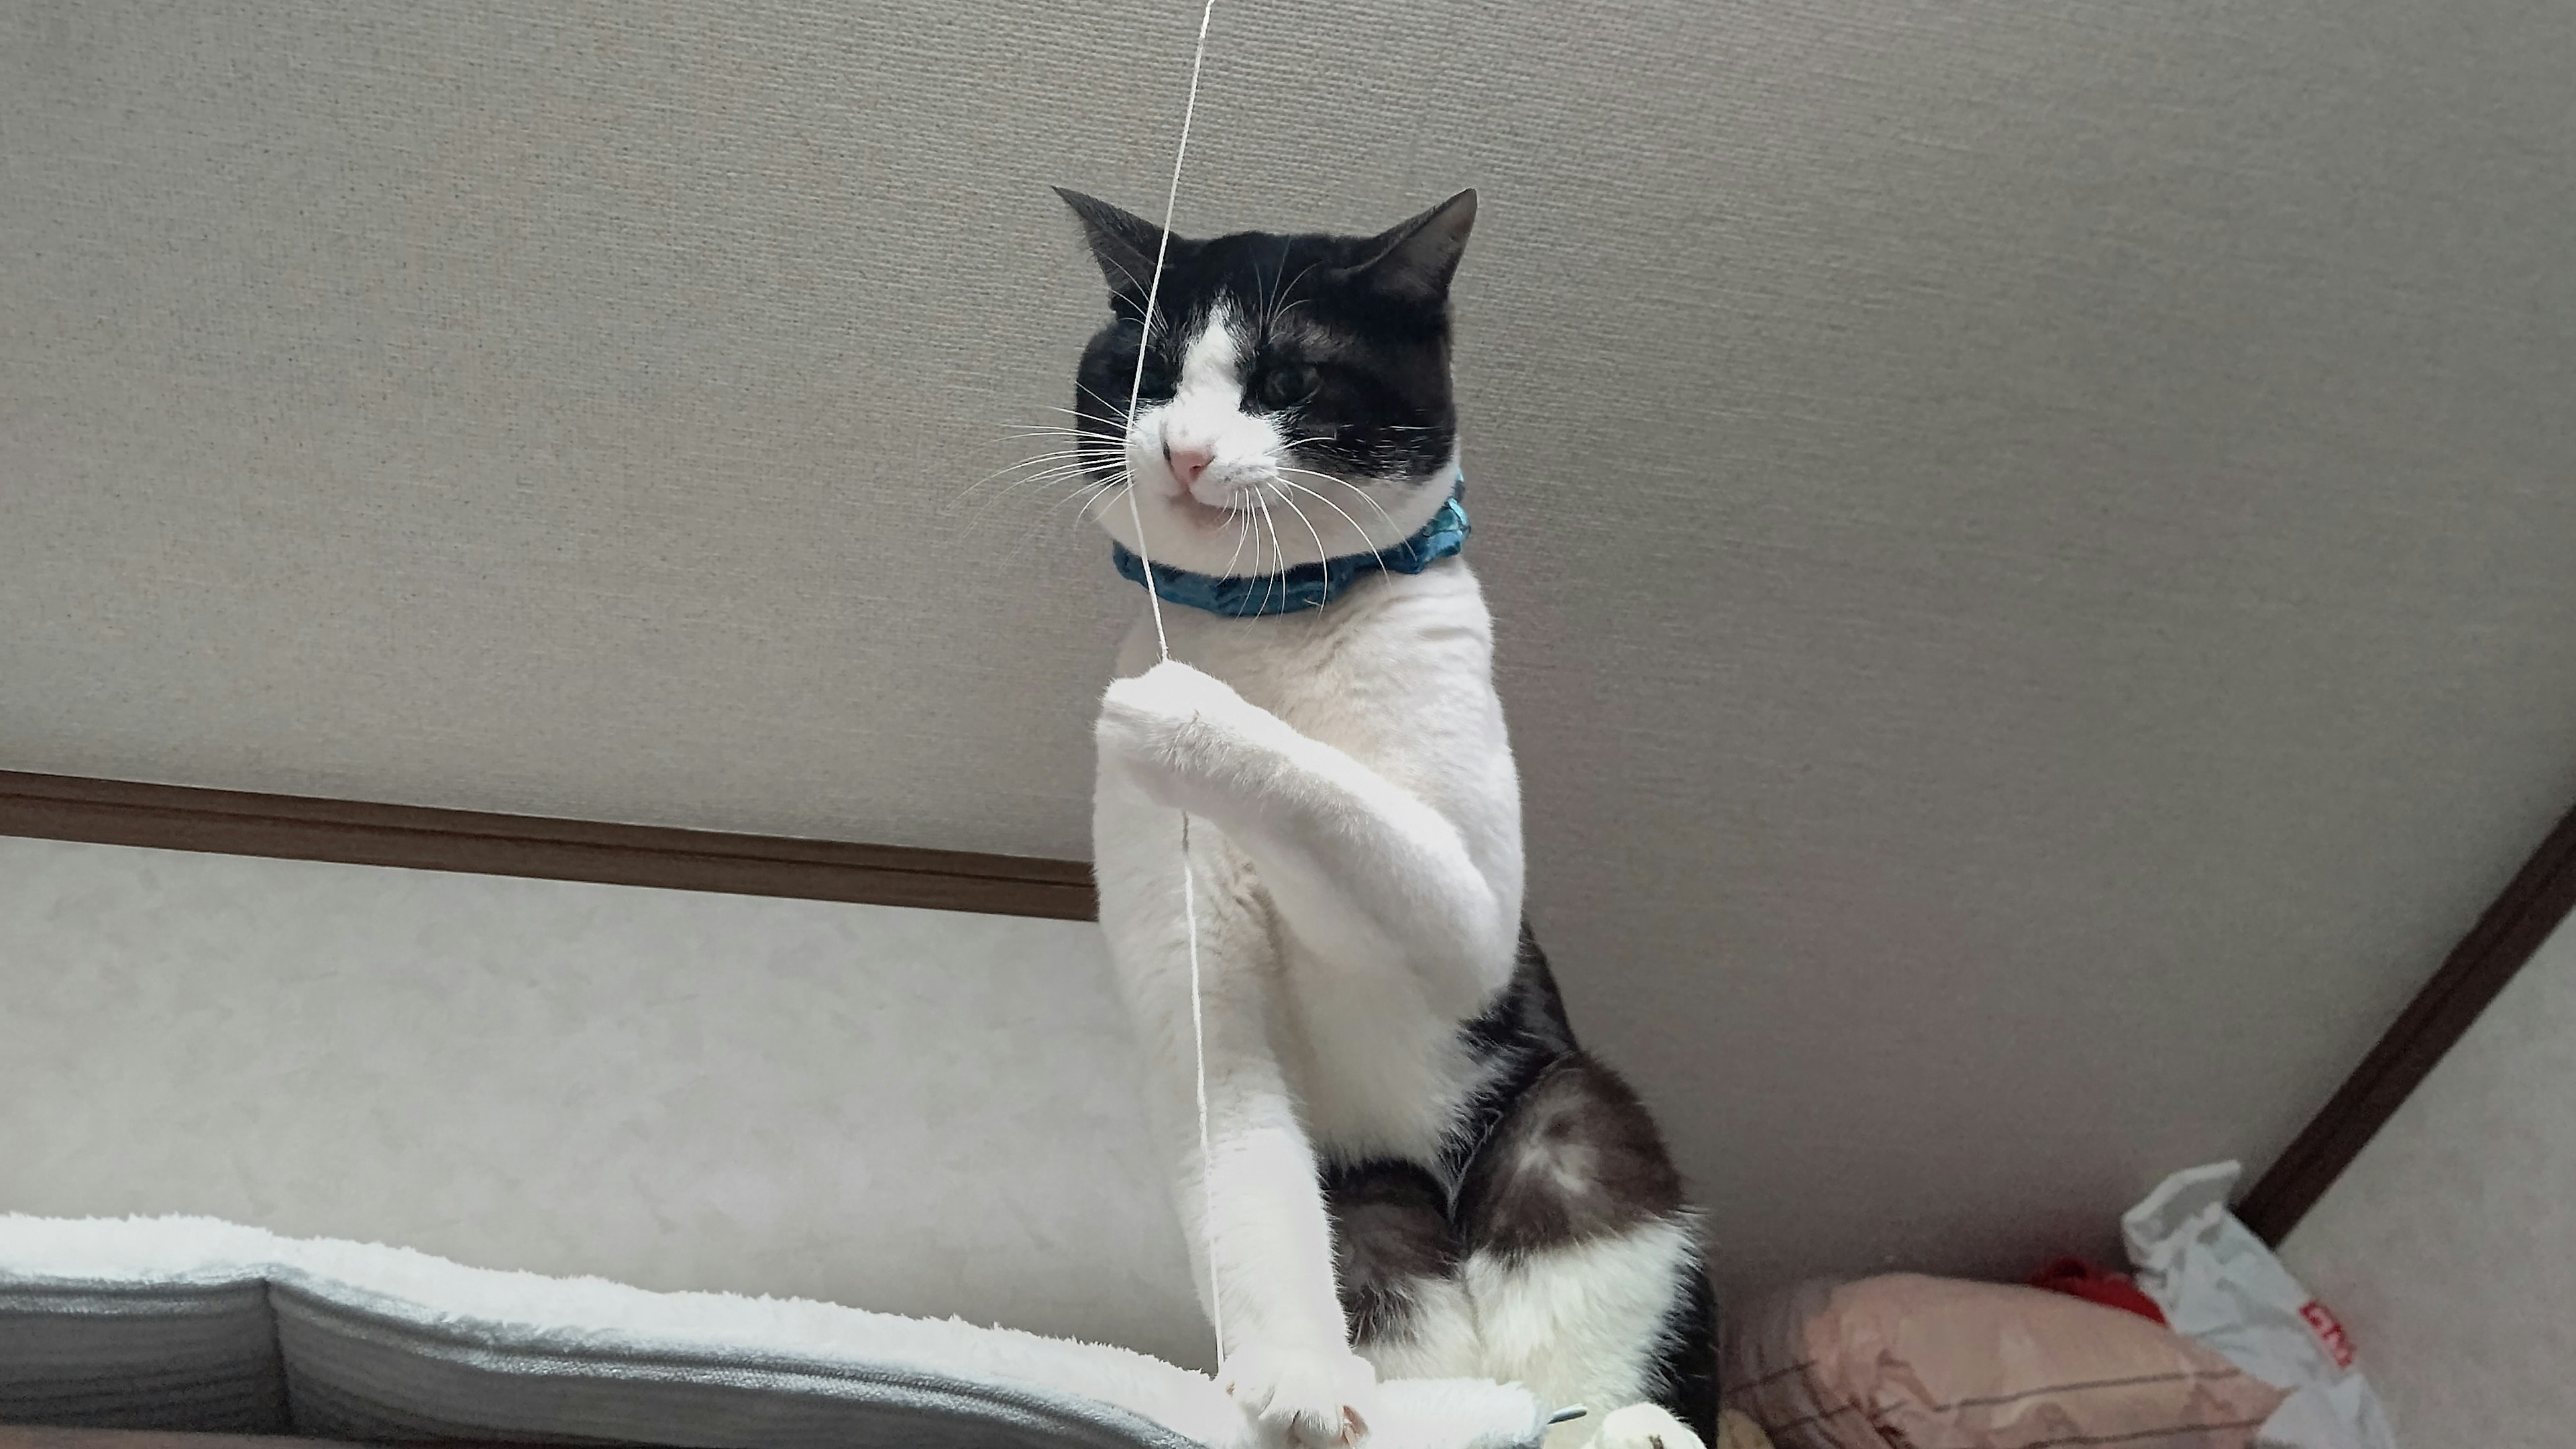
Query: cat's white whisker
[
  {"left": 968, "top": 474, "right": 1097, "bottom": 546},
  {"left": 1271, "top": 474, "right": 1387, "bottom": 572},
  {"left": 1273, "top": 468, "right": 1389, "bottom": 527},
  {"left": 953, "top": 460, "right": 1127, "bottom": 539},
  {"left": 1277, "top": 466, "right": 1404, "bottom": 539},
  {"left": 1255, "top": 494, "right": 1288, "bottom": 614},
  {"left": 994, "top": 458, "right": 1112, "bottom": 484},
  {"left": 1256, "top": 240, "right": 1292, "bottom": 335},
  {"left": 1220, "top": 503, "right": 1255, "bottom": 577},
  {"left": 1269, "top": 487, "right": 1330, "bottom": 596},
  {"left": 1076, "top": 476, "right": 1132, "bottom": 525},
  {"left": 956, "top": 446, "right": 1106, "bottom": 495},
  {"left": 953, "top": 461, "right": 1115, "bottom": 529},
  {"left": 1008, "top": 468, "right": 1121, "bottom": 508},
  {"left": 970, "top": 427, "right": 1088, "bottom": 453},
  {"left": 1053, "top": 475, "right": 1126, "bottom": 523},
  {"left": 971, "top": 451, "right": 1098, "bottom": 481},
  {"left": 1044, "top": 400, "right": 1131, "bottom": 426}
]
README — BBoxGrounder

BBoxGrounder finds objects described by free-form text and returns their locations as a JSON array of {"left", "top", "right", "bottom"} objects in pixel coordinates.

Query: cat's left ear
[{"left": 1349, "top": 189, "right": 1477, "bottom": 303}]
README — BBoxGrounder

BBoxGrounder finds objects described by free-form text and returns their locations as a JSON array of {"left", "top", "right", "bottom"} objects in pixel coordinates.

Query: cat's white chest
[
  {"left": 1100, "top": 563, "right": 1523, "bottom": 1166},
  {"left": 1275, "top": 944, "right": 1491, "bottom": 1163}
]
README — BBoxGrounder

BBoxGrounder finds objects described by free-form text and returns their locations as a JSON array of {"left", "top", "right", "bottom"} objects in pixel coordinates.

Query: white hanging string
[
  {"left": 1116, "top": 0, "right": 1226, "bottom": 1373},
  {"left": 1104, "top": 15, "right": 1595, "bottom": 1431},
  {"left": 1104, "top": 19, "right": 1591, "bottom": 1432}
]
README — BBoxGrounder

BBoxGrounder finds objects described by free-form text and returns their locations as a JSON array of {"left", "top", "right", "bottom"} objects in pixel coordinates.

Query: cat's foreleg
[
  {"left": 1093, "top": 787, "right": 1377, "bottom": 1448},
  {"left": 1097, "top": 659, "right": 1518, "bottom": 1020}
]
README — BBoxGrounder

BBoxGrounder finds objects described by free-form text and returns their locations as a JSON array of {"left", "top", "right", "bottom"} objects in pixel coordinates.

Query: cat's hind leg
[
  {"left": 1453, "top": 1057, "right": 1717, "bottom": 1449},
  {"left": 1465, "top": 1221, "right": 1713, "bottom": 1449},
  {"left": 1326, "top": 1159, "right": 1482, "bottom": 1383}
]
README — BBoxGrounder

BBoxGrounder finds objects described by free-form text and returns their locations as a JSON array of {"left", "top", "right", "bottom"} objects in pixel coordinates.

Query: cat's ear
[
  {"left": 1055, "top": 187, "right": 1177, "bottom": 299},
  {"left": 1348, "top": 189, "right": 1477, "bottom": 303}
]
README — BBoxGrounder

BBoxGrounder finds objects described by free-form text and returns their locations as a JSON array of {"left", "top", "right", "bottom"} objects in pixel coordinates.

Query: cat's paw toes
[
  {"left": 1220, "top": 1340, "right": 1379, "bottom": 1448},
  {"left": 1097, "top": 661, "right": 1256, "bottom": 794},
  {"left": 1099, "top": 659, "right": 1205, "bottom": 747},
  {"left": 1096, "top": 678, "right": 1180, "bottom": 786},
  {"left": 1107, "top": 659, "right": 1243, "bottom": 727},
  {"left": 1590, "top": 1403, "right": 1704, "bottom": 1449}
]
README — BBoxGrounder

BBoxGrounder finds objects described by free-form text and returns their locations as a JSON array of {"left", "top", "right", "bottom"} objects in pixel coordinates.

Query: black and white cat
[{"left": 1063, "top": 188, "right": 1715, "bottom": 1449}]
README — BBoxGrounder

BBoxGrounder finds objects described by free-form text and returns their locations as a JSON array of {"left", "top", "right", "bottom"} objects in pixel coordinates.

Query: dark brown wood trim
[
  {"left": 0, "top": 771, "right": 1097, "bottom": 922},
  {"left": 11, "top": 767, "right": 2571, "bottom": 1232},
  {"left": 2241, "top": 791, "right": 2576, "bottom": 1243}
]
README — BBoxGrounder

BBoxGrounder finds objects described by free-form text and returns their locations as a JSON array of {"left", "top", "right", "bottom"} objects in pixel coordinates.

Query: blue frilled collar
[{"left": 1112, "top": 474, "right": 1470, "bottom": 617}]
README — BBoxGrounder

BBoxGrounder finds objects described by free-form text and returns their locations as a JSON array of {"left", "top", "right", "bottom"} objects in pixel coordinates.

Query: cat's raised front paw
[
  {"left": 1097, "top": 659, "right": 1263, "bottom": 798},
  {"left": 1588, "top": 1403, "right": 1705, "bottom": 1449},
  {"left": 1220, "top": 1340, "right": 1379, "bottom": 1448}
]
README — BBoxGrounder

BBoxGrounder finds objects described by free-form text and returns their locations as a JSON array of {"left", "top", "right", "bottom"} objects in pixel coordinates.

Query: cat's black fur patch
[
  {"left": 1326, "top": 930, "right": 1719, "bottom": 1442},
  {"left": 1651, "top": 1250, "right": 1722, "bottom": 1439},
  {"left": 1442, "top": 924, "right": 1580, "bottom": 1183},
  {"left": 1453, "top": 1051, "right": 1689, "bottom": 1253},
  {"left": 1444, "top": 930, "right": 1688, "bottom": 1252},
  {"left": 1058, "top": 189, "right": 1473, "bottom": 490},
  {"left": 1322, "top": 1158, "right": 1458, "bottom": 1345}
]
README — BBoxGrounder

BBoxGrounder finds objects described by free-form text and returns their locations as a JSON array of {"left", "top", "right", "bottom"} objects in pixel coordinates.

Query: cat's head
[{"left": 1056, "top": 189, "right": 1474, "bottom": 577}]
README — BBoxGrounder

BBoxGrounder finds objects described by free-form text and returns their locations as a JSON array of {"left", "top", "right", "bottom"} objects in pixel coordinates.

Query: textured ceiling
[{"left": 7, "top": 0, "right": 2576, "bottom": 1295}]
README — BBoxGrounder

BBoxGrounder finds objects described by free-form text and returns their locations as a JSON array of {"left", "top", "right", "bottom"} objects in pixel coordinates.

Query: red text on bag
[{"left": 2299, "top": 1300, "right": 2356, "bottom": 1369}]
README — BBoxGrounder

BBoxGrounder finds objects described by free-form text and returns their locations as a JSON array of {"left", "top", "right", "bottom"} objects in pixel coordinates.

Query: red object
[
  {"left": 2029, "top": 1257, "right": 2168, "bottom": 1326},
  {"left": 2299, "top": 1299, "right": 2357, "bottom": 1368}
]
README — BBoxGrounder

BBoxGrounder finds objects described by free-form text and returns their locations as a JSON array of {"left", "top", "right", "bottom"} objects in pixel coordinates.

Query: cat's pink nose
[{"left": 1165, "top": 441, "right": 1215, "bottom": 488}]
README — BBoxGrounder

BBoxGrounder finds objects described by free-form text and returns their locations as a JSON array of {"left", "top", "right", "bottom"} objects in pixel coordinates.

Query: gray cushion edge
[
  {"left": 0, "top": 1275, "right": 275, "bottom": 1316},
  {"left": 0, "top": 1256, "right": 1210, "bottom": 1448},
  {"left": 0, "top": 1272, "right": 291, "bottom": 1432},
  {"left": 264, "top": 1271, "right": 1207, "bottom": 1449}
]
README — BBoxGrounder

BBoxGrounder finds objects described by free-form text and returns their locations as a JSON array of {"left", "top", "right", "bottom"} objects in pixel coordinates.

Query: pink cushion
[{"left": 1726, "top": 1275, "right": 2287, "bottom": 1449}]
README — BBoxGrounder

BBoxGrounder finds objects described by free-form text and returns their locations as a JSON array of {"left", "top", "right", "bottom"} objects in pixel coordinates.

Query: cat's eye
[
  {"left": 1110, "top": 321, "right": 1179, "bottom": 398},
  {"left": 1128, "top": 352, "right": 1178, "bottom": 398},
  {"left": 1254, "top": 362, "right": 1321, "bottom": 410}
]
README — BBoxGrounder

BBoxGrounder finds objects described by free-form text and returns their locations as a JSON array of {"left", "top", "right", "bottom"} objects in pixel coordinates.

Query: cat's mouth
[{"left": 1171, "top": 486, "right": 1262, "bottom": 531}]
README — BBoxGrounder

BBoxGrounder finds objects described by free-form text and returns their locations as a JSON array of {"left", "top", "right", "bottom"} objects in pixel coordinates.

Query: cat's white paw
[
  {"left": 1589, "top": 1403, "right": 1705, "bottom": 1449},
  {"left": 1097, "top": 659, "right": 1262, "bottom": 798},
  {"left": 1220, "top": 1340, "right": 1379, "bottom": 1448}
]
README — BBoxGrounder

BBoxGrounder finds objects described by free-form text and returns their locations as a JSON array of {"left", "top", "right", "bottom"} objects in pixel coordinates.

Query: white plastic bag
[{"left": 2121, "top": 1163, "right": 2398, "bottom": 1449}]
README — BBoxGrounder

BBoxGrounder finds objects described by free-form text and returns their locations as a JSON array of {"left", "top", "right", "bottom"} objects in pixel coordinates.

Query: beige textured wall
[
  {"left": 2285, "top": 911, "right": 2576, "bottom": 1447},
  {"left": 7, "top": 0, "right": 2576, "bottom": 1295}
]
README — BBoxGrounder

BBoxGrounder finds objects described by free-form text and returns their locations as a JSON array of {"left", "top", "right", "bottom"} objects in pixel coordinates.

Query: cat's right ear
[{"left": 1055, "top": 188, "right": 1175, "bottom": 300}]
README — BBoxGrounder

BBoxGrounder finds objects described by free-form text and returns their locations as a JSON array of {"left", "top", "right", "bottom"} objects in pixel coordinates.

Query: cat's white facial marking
[
  {"left": 1099, "top": 299, "right": 1450, "bottom": 580},
  {"left": 1142, "top": 301, "right": 1287, "bottom": 523}
]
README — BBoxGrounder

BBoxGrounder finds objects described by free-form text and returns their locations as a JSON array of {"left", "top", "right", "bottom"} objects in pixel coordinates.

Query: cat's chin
[
  {"left": 1170, "top": 492, "right": 1245, "bottom": 532},
  {"left": 1097, "top": 476, "right": 1446, "bottom": 580},
  {"left": 1095, "top": 503, "right": 1281, "bottom": 577}
]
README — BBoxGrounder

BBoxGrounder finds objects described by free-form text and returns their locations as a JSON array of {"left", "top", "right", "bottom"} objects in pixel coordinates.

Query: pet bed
[{"left": 0, "top": 1215, "right": 1546, "bottom": 1449}]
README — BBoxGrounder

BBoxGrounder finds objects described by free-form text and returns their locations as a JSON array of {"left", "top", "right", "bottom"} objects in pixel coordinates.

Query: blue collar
[{"left": 1112, "top": 476, "right": 1470, "bottom": 617}]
